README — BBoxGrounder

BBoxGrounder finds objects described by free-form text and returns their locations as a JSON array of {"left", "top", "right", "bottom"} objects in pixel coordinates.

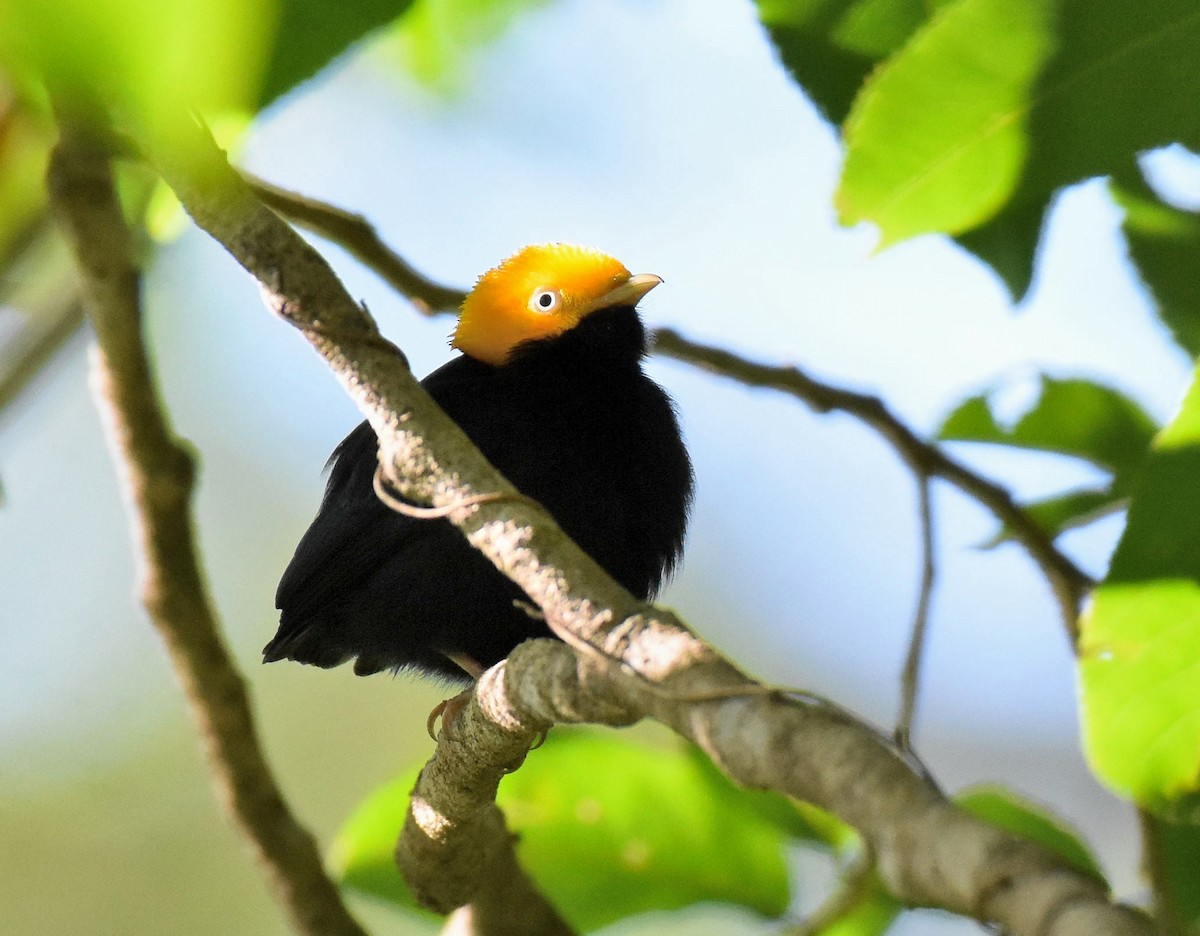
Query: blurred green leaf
[
  {"left": 814, "top": 883, "right": 902, "bottom": 936},
  {"left": 805, "top": 0, "right": 1200, "bottom": 301},
  {"left": 0, "top": 0, "right": 274, "bottom": 136},
  {"left": 955, "top": 0, "right": 1200, "bottom": 300},
  {"left": 1018, "top": 1, "right": 1200, "bottom": 211},
  {"left": 956, "top": 786, "right": 1105, "bottom": 880},
  {"left": 756, "top": 0, "right": 927, "bottom": 124},
  {"left": 1081, "top": 365, "right": 1200, "bottom": 821},
  {"left": 938, "top": 375, "right": 1155, "bottom": 540},
  {"left": 331, "top": 730, "right": 792, "bottom": 931},
  {"left": 837, "top": 0, "right": 1056, "bottom": 245},
  {"left": 325, "top": 763, "right": 430, "bottom": 917},
  {"left": 952, "top": 195, "right": 1047, "bottom": 301},
  {"left": 939, "top": 375, "right": 1157, "bottom": 475},
  {"left": 260, "top": 0, "right": 414, "bottom": 107},
  {"left": 0, "top": 86, "right": 51, "bottom": 267},
  {"left": 1112, "top": 168, "right": 1200, "bottom": 358},
  {"left": 388, "top": 0, "right": 550, "bottom": 91},
  {"left": 979, "top": 488, "right": 1123, "bottom": 548}
]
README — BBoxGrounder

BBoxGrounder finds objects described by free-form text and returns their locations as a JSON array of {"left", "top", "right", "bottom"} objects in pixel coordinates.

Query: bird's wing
[
  {"left": 268, "top": 419, "right": 409, "bottom": 651},
  {"left": 268, "top": 358, "right": 486, "bottom": 660}
]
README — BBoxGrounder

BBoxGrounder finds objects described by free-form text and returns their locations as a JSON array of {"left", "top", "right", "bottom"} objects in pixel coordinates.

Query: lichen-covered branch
[
  {"left": 47, "top": 119, "right": 367, "bottom": 936},
  {"left": 144, "top": 115, "right": 1152, "bottom": 936}
]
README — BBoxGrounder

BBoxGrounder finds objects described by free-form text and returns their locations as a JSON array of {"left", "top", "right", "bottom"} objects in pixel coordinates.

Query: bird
[{"left": 264, "top": 243, "right": 693, "bottom": 686}]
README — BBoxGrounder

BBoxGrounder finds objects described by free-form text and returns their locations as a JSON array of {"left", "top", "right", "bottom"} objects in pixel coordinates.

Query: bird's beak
[{"left": 588, "top": 273, "right": 664, "bottom": 313}]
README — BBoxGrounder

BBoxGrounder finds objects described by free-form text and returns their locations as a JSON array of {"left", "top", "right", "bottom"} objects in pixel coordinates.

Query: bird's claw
[{"left": 426, "top": 688, "right": 473, "bottom": 741}]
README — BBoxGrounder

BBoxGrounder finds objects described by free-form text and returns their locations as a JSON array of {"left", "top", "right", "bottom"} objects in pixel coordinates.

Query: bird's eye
[{"left": 530, "top": 289, "right": 562, "bottom": 314}]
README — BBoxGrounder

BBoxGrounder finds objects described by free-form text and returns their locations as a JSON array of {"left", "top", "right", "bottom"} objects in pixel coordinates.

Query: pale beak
[{"left": 586, "top": 273, "right": 664, "bottom": 314}]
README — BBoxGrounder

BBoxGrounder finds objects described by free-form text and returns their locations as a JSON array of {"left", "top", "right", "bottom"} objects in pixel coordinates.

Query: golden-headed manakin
[{"left": 265, "top": 244, "right": 693, "bottom": 681}]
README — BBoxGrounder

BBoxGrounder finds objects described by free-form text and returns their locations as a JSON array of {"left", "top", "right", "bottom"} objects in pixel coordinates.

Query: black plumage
[{"left": 265, "top": 304, "right": 693, "bottom": 681}]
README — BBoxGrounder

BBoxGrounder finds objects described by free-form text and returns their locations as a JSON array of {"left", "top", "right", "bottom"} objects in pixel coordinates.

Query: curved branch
[
  {"left": 246, "top": 174, "right": 467, "bottom": 315},
  {"left": 47, "top": 121, "right": 367, "bottom": 936},
  {"left": 650, "top": 328, "right": 1093, "bottom": 638},
  {"left": 144, "top": 114, "right": 1151, "bottom": 936}
]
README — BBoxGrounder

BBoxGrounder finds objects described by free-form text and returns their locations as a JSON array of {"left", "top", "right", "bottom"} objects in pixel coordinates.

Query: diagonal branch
[
  {"left": 650, "top": 328, "right": 1093, "bottom": 639},
  {"left": 0, "top": 220, "right": 86, "bottom": 422},
  {"left": 245, "top": 176, "right": 1091, "bottom": 640},
  {"left": 143, "top": 113, "right": 1151, "bottom": 936},
  {"left": 47, "top": 120, "right": 367, "bottom": 936},
  {"left": 246, "top": 174, "right": 466, "bottom": 315}
]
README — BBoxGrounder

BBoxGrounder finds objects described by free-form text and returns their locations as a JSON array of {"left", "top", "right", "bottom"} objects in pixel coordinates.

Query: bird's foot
[
  {"left": 426, "top": 688, "right": 474, "bottom": 741},
  {"left": 427, "top": 652, "right": 486, "bottom": 741}
]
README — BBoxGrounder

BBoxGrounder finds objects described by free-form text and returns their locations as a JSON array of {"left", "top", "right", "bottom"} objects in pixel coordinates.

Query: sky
[{"left": 2, "top": 1, "right": 1196, "bottom": 933}]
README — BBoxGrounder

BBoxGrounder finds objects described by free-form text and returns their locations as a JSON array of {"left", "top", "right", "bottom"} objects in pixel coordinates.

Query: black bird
[{"left": 265, "top": 243, "right": 693, "bottom": 683}]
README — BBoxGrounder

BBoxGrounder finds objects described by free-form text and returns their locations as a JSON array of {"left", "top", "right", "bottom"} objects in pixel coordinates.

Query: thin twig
[
  {"left": 245, "top": 174, "right": 467, "bottom": 315},
  {"left": 650, "top": 328, "right": 1093, "bottom": 640},
  {"left": 0, "top": 221, "right": 87, "bottom": 421},
  {"left": 224, "top": 178, "right": 1092, "bottom": 641},
  {"left": 144, "top": 112, "right": 1154, "bottom": 936},
  {"left": 47, "top": 119, "right": 368, "bottom": 936},
  {"left": 896, "top": 473, "right": 937, "bottom": 751}
]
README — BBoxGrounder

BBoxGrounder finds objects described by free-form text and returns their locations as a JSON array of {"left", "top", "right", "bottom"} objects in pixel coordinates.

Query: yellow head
[{"left": 452, "top": 244, "right": 663, "bottom": 366}]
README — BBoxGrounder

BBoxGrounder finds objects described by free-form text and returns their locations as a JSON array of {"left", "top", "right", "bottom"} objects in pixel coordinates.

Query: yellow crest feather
[{"left": 452, "top": 244, "right": 632, "bottom": 366}]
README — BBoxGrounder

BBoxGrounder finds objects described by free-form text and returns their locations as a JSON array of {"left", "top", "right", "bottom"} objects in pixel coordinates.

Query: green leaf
[
  {"left": 1112, "top": 169, "right": 1200, "bottom": 359},
  {"left": 955, "top": 786, "right": 1105, "bottom": 880},
  {"left": 387, "top": 0, "right": 550, "bottom": 92},
  {"left": 837, "top": 0, "right": 1056, "bottom": 245},
  {"left": 1081, "top": 365, "right": 1200, "bottom": 821},
  {"left": 951, "top": 195, "right": 1047, "bottom": 301},
  {"left": 959, "top": 0, "right": 1200, "bottom": 297},
  {"left": 0, "top": 91, "right": 52, "bottom": 267},
  {"left": 939, "top": 375, "right": 1157, "bottom": 476},
  {"left": 331, "top": 731, "right": 792, "bottom": 931},
  {"left": 812, "top": 880, "right": 902, "bottom": 936},
  {"left": 259, "top": 0, "right": 415, "bottom": 107},
  {"left": 0, "top": 0, "right": 274, "bottom": 135},
  {"left": 757, "top": 0, "right": 927, "bottom": 124},
  {"left": 1019, "top": 1, "right": 1200, "bottom": 206},
  {"left": 832, "top": 0, "right": 1200, "bottom": 298},
  {"left": 939, "top": 376, "right": 1154, "bottom": 541},
  {"left": 979, "top": 488, "right": 1123, "bottom": 547}
]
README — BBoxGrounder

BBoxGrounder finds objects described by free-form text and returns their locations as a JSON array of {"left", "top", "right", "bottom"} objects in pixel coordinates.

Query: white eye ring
[{"left": 529, "top": 288, "right": 562, "bottom": 314}]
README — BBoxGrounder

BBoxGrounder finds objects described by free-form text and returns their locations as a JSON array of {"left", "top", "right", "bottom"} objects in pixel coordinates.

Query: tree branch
[
  {"left": 245, "top": 173, "right": 467, "bottom": 315},
  {"left": 46, "top": 119, "right": 368, "bottom": 936},
  {"left": 649, "top": 328, "right": 1093, "bottom": 640},
  {"left": 0, "top": 220, "right": 86, "bottom": 421},
  {"left": 897, "top": 472, "right": 937, "bottom": 750},
  {"left": 143, "top": 115, "right": 1152, "bottom": 936}
]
